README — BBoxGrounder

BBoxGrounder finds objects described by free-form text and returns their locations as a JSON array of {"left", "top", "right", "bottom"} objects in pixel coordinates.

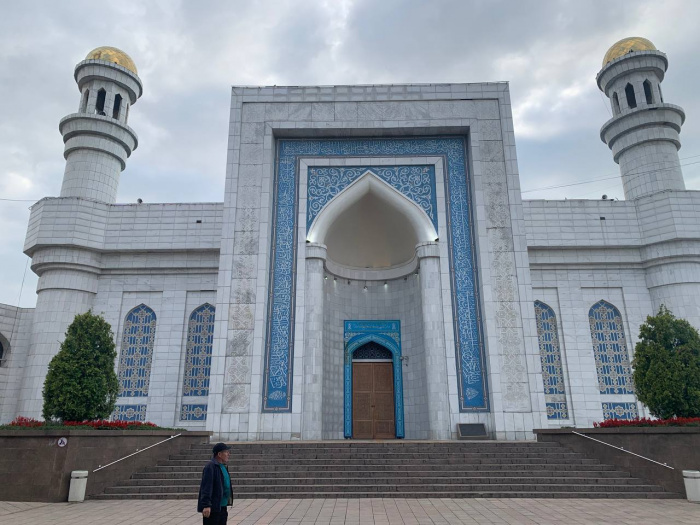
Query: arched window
[
  {"left": 588, "top": 300, "right": 634, "bottom": 395},
  {"left": 659, "top": 85, "right": 664, "bottom": 103},
  {"left": 125, "top": 104, "right": 130, "bottom": 124},
  {"left": 182, "top": 303, "right": 215, "bottom": 397},
  {"left": 643, "top": 80, "right": 654, "bottom": 105},
  {"left": 612, "top": 92, "right": 621, "bottom": 115},
  {"left": 625, "top": 83, "right": 637, "bottom": 109},
  {"left": 112, "top": 94, "right": 122, "bottom": 119},
  {"left": 534, "top": 301, "right": 568, "bottom": 420},
  {"left": 95, "top": 88, "right": 106, "bottom": 116},
  {"left": 81, "top": 89, "right": 90, "bottom": 113},
  {"left": 118, "top": 304, "right": 157, "bottom": 397},
  {"left": 0, "top": 339, "right": 5, "bottom": 365},
  {"left": 353, "top": 341, "right": 393, "bottom": 360}
]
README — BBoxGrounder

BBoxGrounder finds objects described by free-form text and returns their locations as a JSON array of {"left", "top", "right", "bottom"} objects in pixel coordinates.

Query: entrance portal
[{"left": 352, "top": 361, "right": 395, "bottom": 439}]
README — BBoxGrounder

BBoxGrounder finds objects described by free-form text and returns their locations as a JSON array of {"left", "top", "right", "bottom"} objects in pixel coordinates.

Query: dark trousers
[{"left": 203, "top": 506, "right": 228, "bottom": 525}]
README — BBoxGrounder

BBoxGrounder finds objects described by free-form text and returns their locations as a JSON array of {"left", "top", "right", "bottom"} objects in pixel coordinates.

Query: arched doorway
[
  {"left": 352, "top": 342, "right": 395, "bottom": 439},
  {"left": 344, "top": 320, "right": 405, "bottom": 439}
]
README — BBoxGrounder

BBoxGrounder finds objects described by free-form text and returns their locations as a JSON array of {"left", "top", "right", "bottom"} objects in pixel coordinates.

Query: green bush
[
  {"left": 632, "top": 306, "right": 700, "bottom": 419},
  {"left": 42, "top": 311, "right": 119, "bottom": 421}
]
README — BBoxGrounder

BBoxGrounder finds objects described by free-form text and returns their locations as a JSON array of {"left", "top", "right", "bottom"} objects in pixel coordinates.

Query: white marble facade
[{"left": 0, "top": 38, "right": 697, "bottom": 440}]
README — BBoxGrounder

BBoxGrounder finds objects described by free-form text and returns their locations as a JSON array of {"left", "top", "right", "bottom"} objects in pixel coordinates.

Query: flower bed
[
  {"left": 593, "top": 416, "right": 700, "bottom": 428},
  {"left": 0, "top": 416, "right": 167, "bottom": 430}
]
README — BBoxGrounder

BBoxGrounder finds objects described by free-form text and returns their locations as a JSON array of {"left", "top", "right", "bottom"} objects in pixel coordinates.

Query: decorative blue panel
[
  {"left": 589, "top": 300, "right": 634, "bottom": 395},
  {"left": 343, "top": 320, "right": 404, "bottom": 438},
  {"left": 263, "top": 137, "right": 485, "bottom": 412},
  {"left": 534, "top": 301, "right": 569, "bottom": 420},
  {"left": 307, "top": 166, "right": 437, "bottom": 231},
  {"left": 112, "top": 404, "right": 147, "bottom": 422},
  {"left": 546, "top": 402, "right": 569, "bottom": 420},
  {"left": 118, "top": 304, "right": 156, "bottom": 397},
  {"left": 182, "top": 303, "right": 215, "bottom": 396},
  {"left": 602, "top": 402, "right": 638, "bottom": 420},
  {"left": 180, "top": 404, "right": 208, "bottom": 421}
]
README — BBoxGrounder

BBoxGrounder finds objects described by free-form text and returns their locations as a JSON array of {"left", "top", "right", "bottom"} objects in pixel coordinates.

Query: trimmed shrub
[
  {"left": 632, "top": 306, "right": 700, "bottom": 419},
  {"left": 42, "top": 311, "right": 119, "bottom": 421}
]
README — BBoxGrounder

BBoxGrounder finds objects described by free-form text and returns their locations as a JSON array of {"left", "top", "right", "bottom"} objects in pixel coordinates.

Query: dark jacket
[{"left": 197, "top": 458, "right": 232, "bottom": 513}]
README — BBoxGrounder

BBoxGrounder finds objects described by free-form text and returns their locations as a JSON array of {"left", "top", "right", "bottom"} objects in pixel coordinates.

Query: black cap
[{"left": 212, "top": 442, "right": 231, "bottom": 455}]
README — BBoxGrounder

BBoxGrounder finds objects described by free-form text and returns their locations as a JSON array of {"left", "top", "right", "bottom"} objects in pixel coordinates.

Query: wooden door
[{"left": 352, "top": 362, "right": 395, "bottom": 439}]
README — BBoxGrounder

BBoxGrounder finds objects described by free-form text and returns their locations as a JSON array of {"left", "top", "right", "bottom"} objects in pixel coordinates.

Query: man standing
[{"left": 197, "top": 442, "right": 232, "bottom": 524}]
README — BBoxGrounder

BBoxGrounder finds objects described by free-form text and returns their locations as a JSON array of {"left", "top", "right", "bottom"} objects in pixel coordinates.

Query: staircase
[{"left": 94, "top": 441, "right": 680, "bottom": 499}]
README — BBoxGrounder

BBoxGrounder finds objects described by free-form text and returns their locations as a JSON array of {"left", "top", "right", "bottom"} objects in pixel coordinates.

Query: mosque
[{"left": 0, "top": 37, "right": 696, "bottom": 441}]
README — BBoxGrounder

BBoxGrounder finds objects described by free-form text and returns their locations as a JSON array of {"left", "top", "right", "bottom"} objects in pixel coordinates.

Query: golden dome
[
  {"left": 603, "top": 37, "right": 656, "bottom": 66},
  {"left": 85, "top": 46, "right": 137, "bottom": 74}
]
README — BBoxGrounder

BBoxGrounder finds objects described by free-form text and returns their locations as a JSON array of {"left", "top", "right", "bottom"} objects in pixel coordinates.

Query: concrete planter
[
  {"left": 535, "top": 427, "right": 700, "bottom": 497},
  {"left": 0, "top": 429, "right": 211, "bottom": 502}
]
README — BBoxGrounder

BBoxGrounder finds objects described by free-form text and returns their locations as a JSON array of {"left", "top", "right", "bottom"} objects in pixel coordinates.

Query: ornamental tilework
[
  {"left": 264, "top": 138, "right": 485, "bottom": 412},
  {"left": 183, "top": 303, "right": 215, "bottom": 396},
  {"left": 112, "top": 404, "right": 147, "bottom": 422},
  {"left": 307, "top": 166, "right": 437, "bottom": 231},
  {"left": 546, "top": 402, "right": 569, "bottom": 420},
  {"left": 353, "top": 342, "right": 393, "bottom": 360},
  {"left": 180, "top": 404, "right": 207, "bottom": 421},
  {"left": 602, "top": 402, "right": 639, "bottom": 420},
  {"left": 118, "top": 304, "right": 156, "bottom": 397},
  {"left": 343, "top": 320, "right": 405, "bottom": 438},
  {"left": 534, "top": 301, "right": 569, "bottom": 420},
  {"left": 589, "top": 301, "right": 634, "bottom": 395}
]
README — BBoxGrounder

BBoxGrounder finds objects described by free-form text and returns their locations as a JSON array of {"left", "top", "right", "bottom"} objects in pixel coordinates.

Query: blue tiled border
[
  {"left": 263, "top": 137, "right": 487, "bottom": 412},
  {"left": 343, "top": 320, "right": 405, "bottom": 438}
]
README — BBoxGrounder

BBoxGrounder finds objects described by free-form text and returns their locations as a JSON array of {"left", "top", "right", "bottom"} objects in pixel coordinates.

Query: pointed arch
[
  {"left": 643, "top": 80, "right": 654, "bottom": 105},
  {"left": 0, "top": 332, "right": 8, "bottom": 367},
  {"left": 95, "top": 88, "right": 107, "bottom": 115},
  {"left": 112, "top": 93, "right": 123, "bottom": 119},
  {"left": 588, "top": 300, "right": 634, "bottom": 395},
  {"left": 534, "top": 301, "right": 568, "bottom": 420},
  {"left": 81, "top": 89, "right": 90, "bottom": 113},
  {"left": 625, "top": 83, "right": 637, "bottom": 109},
  {"left": 182, "top": 303, "right": 215, "bottom": 397},
  {"left": 612, "top": 92, "right": 620, "bottom": 115},
  {"left": 307, "top": 171, "right": 437, "bottom": 245},
  {"left": 118, "top": 304, "right": 157, "bottom": 397}
]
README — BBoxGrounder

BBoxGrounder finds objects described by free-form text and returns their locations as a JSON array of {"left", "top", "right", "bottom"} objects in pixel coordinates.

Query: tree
[
  {"left": 632, "top": 306, "right": 700, "bottom": 419},
  {"left": 42, "top": 311, "right": 119, "bottom": 421}
]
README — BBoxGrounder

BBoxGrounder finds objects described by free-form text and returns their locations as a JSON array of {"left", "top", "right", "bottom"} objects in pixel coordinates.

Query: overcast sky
[{"left": 1, "top": 0, "right": 699, "bottom": 308}]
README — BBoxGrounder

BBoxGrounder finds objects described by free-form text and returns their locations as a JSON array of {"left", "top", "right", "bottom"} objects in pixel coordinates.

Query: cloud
[{"left": 1, "top": 0, "right": 699, "bottom": 307}]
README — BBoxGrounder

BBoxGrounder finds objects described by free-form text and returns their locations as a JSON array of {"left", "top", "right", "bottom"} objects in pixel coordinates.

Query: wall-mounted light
[
  {"left": 333, "top": 277, "right": 337, "bottom": 282},
  {"left": 384, "top": 281, "right": 387, "bottom": 286},
  {"left": 324, "top": 275, "right": 327, "bottom": 280}
]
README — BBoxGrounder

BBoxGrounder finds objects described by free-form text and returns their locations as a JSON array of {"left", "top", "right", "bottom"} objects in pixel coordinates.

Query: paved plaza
[{"left": 0, "top": 498, "right": 699, "bottom": 524}]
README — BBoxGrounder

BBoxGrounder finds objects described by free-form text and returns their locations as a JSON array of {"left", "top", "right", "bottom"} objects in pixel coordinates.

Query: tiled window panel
[
  {"left": 118, "top": 304, "right": 157, "bottom": 397},
  {"left": 534, "top": 301, "right": 569, "bottom": 420},
  {"left": 182, "top": 303, "right": 215, "bottom": 396},
  {"left": 180, "top": 403, "right": 207, "bottom": 421},
  {"left": 589, "top": 300, "right": 634, "bottom": 395},
  {"left": 112, "top": 404, "right": 147, "bottom": 422},
  {"left": 602, "top": 402, "right": 639, "bottom": 420}
]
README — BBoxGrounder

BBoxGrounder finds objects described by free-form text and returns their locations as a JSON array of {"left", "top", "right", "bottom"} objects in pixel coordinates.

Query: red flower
[{"left": 593, "top": 416, "right": 700, "bottom": 428}]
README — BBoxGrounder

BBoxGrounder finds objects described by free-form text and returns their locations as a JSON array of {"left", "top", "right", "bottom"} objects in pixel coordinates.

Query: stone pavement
[{"left": 1, "top": 498, "right": 699, "bottom": 524}]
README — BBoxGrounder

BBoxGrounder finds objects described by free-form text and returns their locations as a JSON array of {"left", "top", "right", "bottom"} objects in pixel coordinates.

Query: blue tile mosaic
[
  {"left": 534, "top": 301, "right": 569, "bottom": 420},
  {"left": 112, "top": 404, "right": 147, "bottom": 422},
  {"left": 343, "top": 320, "right": 405, "bottom": 438},
  {"left": 118, "top": 304, "right": 156, "bottom": 397},
  {"left": 264, "top": 137, "right": 485, "bottom": 412},
  {"left": 589, "top": 300, "right": 634, "bottom": 395},
  {"left": 307, "top": 166, "right": 437, "bottom": 232},
  {"left": 180, "top": 404, "right": 208, "bottom": 421},
  {"left": 182, "top": 303, "right": 215, "bottom": 397},
  {"left": 602, "top": 402, "right": 639, "bottom": 420},
  {"left": 546, "top": 402, "right": 569, "bottom": 419}
]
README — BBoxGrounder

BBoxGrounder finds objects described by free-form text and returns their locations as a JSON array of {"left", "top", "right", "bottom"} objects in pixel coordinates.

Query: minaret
[
  {"left": 597, "top": 37, "right": 686, "bottom": 200},
  {"left": 17, "top": 47, "right": 142, "bottom": 419},
  {"left": 59, "top": 46, "right": 142, "bottom": 203}
]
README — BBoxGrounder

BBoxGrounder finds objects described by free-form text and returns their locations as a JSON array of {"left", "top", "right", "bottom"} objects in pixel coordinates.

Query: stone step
[
  {"left": 169, "top": 451, "right": 582, "bottom": 460},
  {"left": 157, "top": 457, "right": 600, "bottom": 467},
  {"left": 133, "top": 468, "right": 627, "bottom": 480},
  {"left": 103, "top": 482, "right": 663, "bottom": 495},
  {"left": 144, "top": 462, "right": 619, "bottom": 474}
]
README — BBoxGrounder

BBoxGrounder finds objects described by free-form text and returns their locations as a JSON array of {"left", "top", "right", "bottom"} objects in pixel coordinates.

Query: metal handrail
[
  {"left": 93, "top": 433, "right": 182, "bottom": 472},
  {"left": 572, "top": 431, "right": 674, "bottom": 470}
]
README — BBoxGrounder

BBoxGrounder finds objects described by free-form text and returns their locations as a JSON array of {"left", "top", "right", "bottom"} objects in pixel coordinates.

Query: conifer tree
[
  {"left": 632, "top": 306, "right": 700, "bottom": 419},
  {"left": 42, "top": 311, "right": 119, "bottom": 421}
]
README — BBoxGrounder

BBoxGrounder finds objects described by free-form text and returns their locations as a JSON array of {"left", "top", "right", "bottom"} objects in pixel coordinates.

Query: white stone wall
[{"left": 0, "top": 305, "right": 34, "bottom": 423}]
